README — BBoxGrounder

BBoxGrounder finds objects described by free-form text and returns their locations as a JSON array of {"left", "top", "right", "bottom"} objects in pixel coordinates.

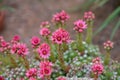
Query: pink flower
[
  {"left": 39, "top": 68, "right": 44, "bottom": 78},
  {"left": 31, "top": 36, "right": 40, "bottom": 47},
  {"left": 91, "top": 63, "right": 104, "bottom": 75},
  {"left": 17, "top": 43, "right": 29, "bottom": 56},
  {"left": 37, "top": 43, "right": 50, "bottom": 59},
  {"left": 10, "top": 43, "right": 18, "bottom": 54},
  {"left": 51, "top": 28, "right": 70, "bottom": 44},
  {"left": 43, "top": 67, "right": 52, "bottom": 75},
  {"left": 1, "top": 41, "right": 9, "bottom": 48},
  {"left": 84, "top": 11, "right": 95, "bottom": 21},
  {"left": 39, "top": 28, "right": 51, "bottom": 36},
  {"left": 11, "top": 43, "right": 29, "bottom": 56},
  {"left": 40, "top": 21, "right": 49, "bottom": 27},
  {"left": 13, "top": 35, "right": 20, "bottom": 42},
  {"left": 26, "top": 68, "right": 37, "bottom": 78},
  {"left": 74, "top": 19, "right": 87, "bottom": 33},
  {"left": 39, "top": 61, "right": 53, "bottom": 78},
  {"left": 52, "top": 10, "right": 70, "bottom": 23},
  {"left": 39, "top": 60, "right": 53, "bottom": 68},
  {"left": 103, "top": 40, "right": 114, "bottom": 50},
  {"left": 92, "top": 57, "right": 101, "bottom": 63},
  {"left": 0, "top": 41, "right": 10, "bottom": 53},
  {"left": 57, "top": 76, "right": 66, "bottom": 80},
  {"left": 0, "top": 76, "right": 4, "bottom": 80}
]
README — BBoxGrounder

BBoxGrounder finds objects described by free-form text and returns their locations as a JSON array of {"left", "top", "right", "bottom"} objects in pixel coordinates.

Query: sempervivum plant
[{"left": 0, "top": 10, "right": 120, "bottom": 80}]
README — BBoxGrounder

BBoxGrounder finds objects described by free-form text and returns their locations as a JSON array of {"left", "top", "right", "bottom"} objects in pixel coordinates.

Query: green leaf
[
  {"left": 110, "top": 19, "right": 120, "bottom": 40},
  {"left": 94, "top": 7, "right": 120, "bottom": 36}
]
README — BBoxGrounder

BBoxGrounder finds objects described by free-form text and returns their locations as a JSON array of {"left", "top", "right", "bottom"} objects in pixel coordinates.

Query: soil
[{"left": 1, "top": 0, "right": 120, "bottom": 61}]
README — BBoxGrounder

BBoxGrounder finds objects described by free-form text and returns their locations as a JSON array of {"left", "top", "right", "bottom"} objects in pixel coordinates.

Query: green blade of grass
[
  {"left": 97, "top": 0, "right": 108, "bottom": 7},
  {"left": 82, "top": 0, "right": 95, "bottom": 11},
  {"left": 94, "top": 7, "right": 120, "bottom": 36},
  {"left": 110, "top": 19, "right": 120, "bottom": 40},
  {"left": 68, "top": 0, "right": 95, "bottom": 12}
]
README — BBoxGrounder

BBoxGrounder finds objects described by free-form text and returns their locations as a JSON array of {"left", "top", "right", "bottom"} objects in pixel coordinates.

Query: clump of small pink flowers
[
  {"left": 103, "top": 40, "right": 114, "bottom": 51},
  {"left": 26, "top": 68, "right": 37, "bottom": 78},
  {"left": 91, "top": 63, "right": 104, "bottom": 75},
  {"left": 92, "top": 57, "right": 101, "bottom": 63},
  {"left": 39, "top": 27, "right": 51, "bottom": 37},
  {"left": 11, "top": 35, "right": 20, "bottom": 44},
  {"left": 31, "top": 36, "right": 40, "bottom": 48},
  {"left": 11, "top": 43, "right": 29, "bottom": 56},
  {"left": 40, "top": 21, "right": 50, "bottom": 28},
  {"left": 74, "top": 19, "right": 87, "bottom": 33},
  {"left": 0, "top": 40, "right": 11, "bottom": 53},
  {"left": 91, "top": 57, "right": 104, "bottom": 80},
  {"left": 52, "top": 10, "right": 70, "bottom": 24},
  {"left": 39, "top": 60, "right": 53, "bottom": 78},
  {"left": 84, "top": 11, "right": 95, "bottom": 21},
  {"left": 57, "top": 76, "right": 66, "bottom": 80},
  {"left": 37, "top": 43, "right": 50, "bottom": 59},
  {"left": 51, "top": 28, "right": 70, "bottom": 44}
]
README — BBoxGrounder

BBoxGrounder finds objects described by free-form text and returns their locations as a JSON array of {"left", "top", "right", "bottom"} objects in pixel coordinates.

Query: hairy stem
[
  {"left": 94, "top": 73, "right": 98, "bottom": 80},
  {"left": 86, "top": 21, "right": 93, "bottom": 44},
  {"left": 58, "top": 44, "right": 68, "bottom": 72},
  {"left": 8, "top": 54, "right": 17, "bottom": 68},
  {"left": 77, "top": 33, "right": 84, "bottom": 53},
  {"left": 104, "top": 50, "right": 110, "bottom": 65},
  {"left": 23, "top": 56, "right": 29, "bottom": 69}
]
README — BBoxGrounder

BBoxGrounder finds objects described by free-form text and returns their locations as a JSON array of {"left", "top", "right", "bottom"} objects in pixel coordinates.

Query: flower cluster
[
  {"left": 84, "top": 11, "right": 95, "bottom": 21},
  {"left": 39, "top": 61, "right": 53, "bottom": 78},
  {"left": 74, "top": 19, "right": 87, "bottom": 33},
  {"left": 51, "top": 28, "right": 70, "bottom": 44},
  {"left": 52, "top": 10, "right": 70, "bottom": 23},
  {"left": 0, "top": 37, "right": 10, "bottom": 53},
  {"left": 26, "top": 68, "right": 37, "bottom": 78},
  {"left": 39, "top": 27, "right": 51, "bottom": 37},
  {"left": 91, "top": 57, "right": 104, "bottom": 75},
  {"left": 103, "top": 40, "right": 114, "bottom": 51},
  {"left": 40, "top": 21, "right": 49, "bottom": 28},
  {"left": 31, "top": 36, "right": 40, "bottom": 48},
  {"left": 11, "top": 43, "right": 29, "bottom": 56},
  {"left": 37, "top": 43, "right": 50, "bottom": 59},
  {"left": 92, "top": 57, "right": 101, "bottom": 63},
  {"left": 11, "top": 35, "right": 20, "bottom": 44}
]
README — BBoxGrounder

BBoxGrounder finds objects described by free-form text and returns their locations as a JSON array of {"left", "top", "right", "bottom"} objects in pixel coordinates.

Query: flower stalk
[
  {"left": 103, "top": 40, "right": 113, "bottom": 65},
  {"left": 58, "top": 44, "right": 68, "bottom": 72},
  {"left": 8, "top": 54, "right": 17, "bottom": 68},
  {"left": 23, "top": 56, "right": 29, "bottom": 69},
  {"left": 86, "top": 21, "right": 93, "bottom": 44},
  {"left": 94, "top": 73, "right": 98, "bottom": 80},
  {"left": 77, "top": 33, "right": 84, "bottom": 53},
  {"left": 104, "top": 50, "right": 110, "bottom": 65}
]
